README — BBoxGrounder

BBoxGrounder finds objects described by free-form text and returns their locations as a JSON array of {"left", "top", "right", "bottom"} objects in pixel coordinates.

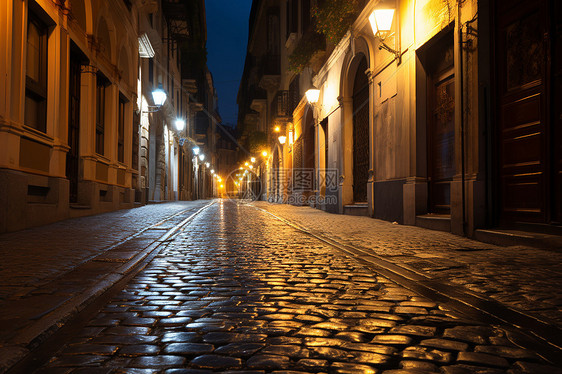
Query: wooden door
[
  {"left": 428, "top": 68, "right": 455, "bottom": 214},
  {"left": 66, "top": 55, "right": 81, "bottom": 203},
  {"left": 496, "top": 0, "right": 549, "bottom": 223},
  {"left": 352, "top": 57, "right": 370, "bottom": 203}
]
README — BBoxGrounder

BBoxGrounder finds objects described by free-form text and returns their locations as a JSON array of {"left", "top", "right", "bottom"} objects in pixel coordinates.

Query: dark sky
[{"left": 205, "top": 0, "right": 253, "bottom": 128}]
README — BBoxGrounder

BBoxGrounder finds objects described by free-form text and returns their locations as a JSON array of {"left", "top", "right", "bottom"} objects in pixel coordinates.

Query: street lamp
[
  {"left": 250, "top": 157, "right": 256, "bottom": 163},
  {"left": 192, "top": 147, "right": 200, "bottom": 155},
  {"left": 175, "top": 118, "right": 185, "bottom": 131},
  {"left": 305, "top": 89, "right": 320, "bottom": 104},
  {"left": 199, "top": 154, "right": 205, "bottom": 161},
  {"left": 278, "top": 135, "right": 287, "bottom": 145},
  {"left": 152, "top": 83, "right": 167, "bottom": 107},
  {"left": 205, "top": 162, "right": 210, "bottom": 168},
  {"left": 369, "top": 8, "right": 401, "bottom": 60},
  {"left": 262, "top": 150, "right": 268, "bottom": 157}
]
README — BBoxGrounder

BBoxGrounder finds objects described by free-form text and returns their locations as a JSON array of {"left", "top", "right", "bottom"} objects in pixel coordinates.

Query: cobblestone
[
  {"left": 0, "top": 202, "right": 207, "bottom": 301},
  {"left": 16, "top": 200, "right": 562, "bottom": 372},
  {"left": 0, "top": 200, "right": 211, "bottom": 367},
  {"left": 254, "top": 202, "right": 562, "bottom": 328}
]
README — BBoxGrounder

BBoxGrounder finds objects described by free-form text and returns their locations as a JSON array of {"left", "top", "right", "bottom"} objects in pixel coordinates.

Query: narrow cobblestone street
[{"left": 20, "top": 200, "right": 561, "bottom": 374}]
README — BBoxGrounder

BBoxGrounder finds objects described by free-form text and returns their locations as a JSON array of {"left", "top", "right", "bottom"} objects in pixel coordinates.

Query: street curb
[
  {"left": 0, "top": 201, "right": 214, "bottom": 374},
  {"left": 252, "top": 203, "right": 562, "bottom": 366}
]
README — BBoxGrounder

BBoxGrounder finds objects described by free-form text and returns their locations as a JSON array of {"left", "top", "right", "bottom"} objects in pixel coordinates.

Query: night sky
[{"left": 205, "top": 0, "right": 253, "bottom": 128}]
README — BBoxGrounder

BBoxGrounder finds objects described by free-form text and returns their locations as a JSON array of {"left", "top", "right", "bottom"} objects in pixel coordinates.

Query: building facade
[
  {"left": 0, "top": 0, "right": 211, "bottom": 233},
  {"left": 238, "top": 0, "right": 562, "bottom": 238}
]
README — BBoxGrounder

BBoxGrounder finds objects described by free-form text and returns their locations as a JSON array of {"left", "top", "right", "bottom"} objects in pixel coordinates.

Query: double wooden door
[
  {"left": 352, "top": 57, "right": 370, "bottom": 203},
  {"left": 496, "top": 0, "right": 562, "bottom": 224},
  {"left": 427, "top": 35, "right": 455, "bottom": 214}
]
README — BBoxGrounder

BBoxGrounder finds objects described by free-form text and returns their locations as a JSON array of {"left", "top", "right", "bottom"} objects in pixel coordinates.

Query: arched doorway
[{"left": 352, "top": 56, "right": 369, "bottom": 203}]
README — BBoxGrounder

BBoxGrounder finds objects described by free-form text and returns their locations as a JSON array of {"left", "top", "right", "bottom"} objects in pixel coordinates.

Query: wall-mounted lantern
[{"left": 369, "top": 8, "right": 401, "bottom": 61}]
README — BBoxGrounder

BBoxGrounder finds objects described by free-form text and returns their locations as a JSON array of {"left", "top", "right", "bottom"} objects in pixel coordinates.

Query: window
[
  {"left": 118, "top": 94, "right": 127, "bottom": 163},
  {"left": 301, "top": 0, "right": 310, "bottom": 33},
  {"left": 286, "top": 0, "right": 298, "bottom": 39},
  {"left": 95, "top": 75, "right": 107, "bottom": 155},
  {"left": 25, "top": 12, "right": 48, "bottom": 132},
  {"left": 148, "top": 59, "right": 153, "bottom": 84}
]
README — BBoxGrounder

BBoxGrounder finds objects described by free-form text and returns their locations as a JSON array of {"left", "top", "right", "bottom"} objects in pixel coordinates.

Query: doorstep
[
  {"left": 474, "top": 228, "right": 562, "bottom": 250},
  {"left": 343, "top": 203, "right": 369, "bottom": 217},
  {"left": 415, "top": 213, "right": 451, "bottom": 232}
]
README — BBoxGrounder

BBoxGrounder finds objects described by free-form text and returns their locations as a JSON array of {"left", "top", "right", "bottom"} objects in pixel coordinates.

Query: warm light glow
[
  {"left": 211, "top": 169, "right": 215, "bottom": 174},
  {"left": 220, "top": 184, "right": 224, "bottom": 189},
  {"left": 175, "top": 118, "right": 185, "bottom": 131},
  {"left": 250, "top": 157, "right": 256, "bottom": 163},
  {"left": 218, "top": 177, "right": 222, "bottom": 182},
  {"left": 199, "top": 154, "right": 205, "bottom": 161},
  {"left": 192, "top": 147, "right": 200, "bottom": 155},
  {"left": 151, "top": 84, "right": 167, "bottom": 106},
  {"left": 278, "top": 135, "right": 287, "bottom": 145},
  {"left": 288, "top": 130, "right": 294, "bottom": 145},
  {"left": 305, "top": 89, "right": 320, "bottom": 104},
  {"left": 244, "top": 162, "right": 249, "bottom": 166},
  {"left": 369, "top": 9, "right": 395, "bottom": 38},
  {"left": 205, "top": 162, "right": 210, "bottom": 168},
  {"left": 274, "top": 126, "right": 280, "bottom": 132},
  {"left": 249, "top": 165, "right": 253, "bottom": 169},
  {"left": 262, "top": 150, "right": 268, "bottom": 157}
]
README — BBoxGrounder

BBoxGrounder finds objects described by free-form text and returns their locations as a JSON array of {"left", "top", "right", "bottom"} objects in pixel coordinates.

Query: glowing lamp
[
  {"left": 305, "top": 89, "right": 320, "bottom": 104},
  {"left": 250, "top": 157, "right": 256, "bottom": 163},
  {"left": 205, "top": 162, "right": 210, "bottom": 168},
  {"left": 278, "top": 135, "right": 287, "bottom": 145},
  {"left": 274, "top": 126, "right": 280, "bottom": 132},
  {"left": 199, "top": 154, "right": 205, "bottom": 161},
  {"left": 175, "top": 118, "right": 185, "bottom": 131},
  {"left": 151, "top": 84, "right": 167, "bottom": 106},
  {"left": 192, "top": 147, "right": 200, "bottom": 155},
  {"left": 262, "top": 150, "right": 268, "bottom": 157},
  {"left": 369, "top": 9, "right": 395, "bottom": 39}
]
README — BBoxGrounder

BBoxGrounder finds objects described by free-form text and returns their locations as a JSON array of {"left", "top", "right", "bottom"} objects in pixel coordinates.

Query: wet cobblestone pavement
[
  {"left": 34, "top": 200, "right": 561, "bottom": 373},
  {"left": 253, "top": 203, "right": 562, "bottom": 329}
]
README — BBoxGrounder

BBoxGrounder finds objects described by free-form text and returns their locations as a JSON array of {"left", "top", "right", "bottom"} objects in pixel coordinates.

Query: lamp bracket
[
  {"left": 143, "top": 105, "right": 161, "bottom": 113},
  {"left": 378, "top": 41, "right": 401, "bottom": 60}
]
